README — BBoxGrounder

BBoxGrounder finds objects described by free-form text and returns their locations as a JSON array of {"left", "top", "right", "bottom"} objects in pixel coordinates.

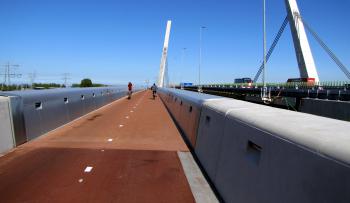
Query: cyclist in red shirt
[{"left": 127, "top": 82, "right": 133, "bottom": 99}]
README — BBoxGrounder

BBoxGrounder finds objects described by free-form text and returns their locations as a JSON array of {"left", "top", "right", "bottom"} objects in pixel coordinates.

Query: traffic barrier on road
[
  {"left": 300, "top": 98, "right": 350, "bottom": 121},
  {"left": 158, "top": 88, "right": 350, "bottom": 203},
  {"left": 0, "top": 87, "right": 139, "bottom": 153}
]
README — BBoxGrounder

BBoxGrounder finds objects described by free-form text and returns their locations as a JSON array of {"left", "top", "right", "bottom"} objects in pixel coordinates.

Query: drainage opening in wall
[
  {"left": 205, "top": 116, "right": 211, "bottom": 124},
  {"left": 35, "top": 102, "right": 42, "bottom": 110},
  {"left": 180, "top": 101, "right": 183, "bottom": 105},
  {"left": 81, "top": 95, "right": 85, "bottom": 100},
  {"left": 189, "top": 106, "right": 192, "bottom": 112},
  {"left": 64, "top": 97, "right": 69, "bottom": 104},
  {"left": 246, "top": 140, "right": 262, "bottom": 165},
  {"left": 93, "top": 93, "right": 96, "bottom": 97}
]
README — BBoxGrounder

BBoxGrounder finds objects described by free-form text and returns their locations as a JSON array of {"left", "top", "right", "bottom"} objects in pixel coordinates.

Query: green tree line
[{"left": 1, "top": 79, "right": 106, "bottom": 91}]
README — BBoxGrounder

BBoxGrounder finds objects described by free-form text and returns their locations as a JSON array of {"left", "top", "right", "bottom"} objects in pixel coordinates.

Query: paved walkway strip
[
  {"left": 0, "top": 90, "right": 215, "bottom": 202},
  {"left": 178, "top": 151, "right": 219, "bottom": 203}
]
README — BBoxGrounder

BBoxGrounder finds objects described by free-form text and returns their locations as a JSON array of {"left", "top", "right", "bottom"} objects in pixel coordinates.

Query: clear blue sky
[{"left": 0, "top": 0, "right": 349, "bottom": 85}]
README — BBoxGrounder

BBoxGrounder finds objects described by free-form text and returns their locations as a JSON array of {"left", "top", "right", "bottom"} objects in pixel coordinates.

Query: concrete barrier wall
[
  {"left": 0, "top": 97, "right": 15, "bottom": 154},
  {"left": 195, "top": 99, "right": 261, "bottom": 181},
  {"left": 7, "top": 96, "right": 26, "bottom": 146},
  {"left": 300, "top": 98, "right": 350, "bottom": 121},
  {"left": 158, "top": 88, "right": 350, "bottom": 203},
  {"left": 158, "top": 88, "right": 221, "bottom": 148},
  {"left": 0, "top": 87, "right": 138, "bottom": 150}
]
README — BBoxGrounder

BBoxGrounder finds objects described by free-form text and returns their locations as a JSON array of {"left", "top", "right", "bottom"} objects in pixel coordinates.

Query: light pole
[
  {"left": 199, "top": 26, "right": 206, "bottom": 92},
  {"left": 180, "top": 48, "right": 186, "bottom": 89},
  {"left": 145, "top": 79, "right": 149, "bottom": 89},
  {"left": 262, "top": 0, "right": 267, "bottom": 96}
]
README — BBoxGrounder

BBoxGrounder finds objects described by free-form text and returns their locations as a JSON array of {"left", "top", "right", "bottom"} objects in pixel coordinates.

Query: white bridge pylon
[
  {"left": 285, "top": 0, "right": 320, "bottom": 82},
  {"left": 158, "top": 20, "right": 172, "bottom": 87}
]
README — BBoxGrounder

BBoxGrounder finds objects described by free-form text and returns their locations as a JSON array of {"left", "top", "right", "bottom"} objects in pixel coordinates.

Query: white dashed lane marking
[{"left": 84, "top": 166, "right": 93, "bottom": 173}]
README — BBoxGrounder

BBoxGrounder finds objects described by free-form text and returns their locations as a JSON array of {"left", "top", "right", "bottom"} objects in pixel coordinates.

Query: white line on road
[{"left": 84, "top": 166, "right": 93, "bottom": 173}]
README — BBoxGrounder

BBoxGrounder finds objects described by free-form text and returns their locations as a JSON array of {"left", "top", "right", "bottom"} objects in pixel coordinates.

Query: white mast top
[
  {"left": 285, "top": 0, "right": 320, "bottom": 82},
  {"left": 158, "top": 20, "right": 172, "bottom": 87}
]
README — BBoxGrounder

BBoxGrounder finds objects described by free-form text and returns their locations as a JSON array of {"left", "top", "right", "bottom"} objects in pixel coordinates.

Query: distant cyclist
[
  {"left": 127, "top": 82, "right": 133, "bottom": 99},
  {"left": 151, "top": 83, "right": 157, "bottom": 99}
]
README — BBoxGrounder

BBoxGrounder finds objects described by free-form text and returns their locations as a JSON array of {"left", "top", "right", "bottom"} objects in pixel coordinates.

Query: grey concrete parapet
[
  {"left": 0, "top": 87, "right": 139, "bottom": 148},
  {"left": 158, "top": 88, "right": 350, "bottom": 203},
  {"left": 300, "top": 98, "right": 350, "bottom": 121},
  {"left": 0, "top": 97, "right": 15, "bottom": 154}
]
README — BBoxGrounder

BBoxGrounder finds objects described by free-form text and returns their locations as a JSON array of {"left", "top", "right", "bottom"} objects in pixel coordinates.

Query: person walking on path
[
  {"left": 127, "top": 82, "right": 133, "bottom": 99},
  {"left": 151, "top": 83, "right": 157, "bottom": 99}
]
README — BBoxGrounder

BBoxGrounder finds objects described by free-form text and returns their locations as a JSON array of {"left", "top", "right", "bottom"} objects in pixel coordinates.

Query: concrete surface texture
[
  {"left": 0, "top": 97, "right": 14, "bottom": 154},
  {"left": 178, "top": 151, "right": 219, "bottom": 203},
  {"left": 300, "top": 98, "right": 350, "bottom": 121},
  {"left": 2, "top": 87, "right": 131, "bottom": 143},
  {"left": 0, "top": 90, "right": 217, "bottom": 203},
  {"left": 159, "top": 88, "right": 350, "bottom": 203}
]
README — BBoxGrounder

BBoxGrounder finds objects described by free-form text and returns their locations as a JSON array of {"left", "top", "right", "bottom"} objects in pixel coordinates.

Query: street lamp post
[
  {"left": 263, "top": 0, "right": 267, "bottom": 96},
  {"left": 145, "top": 79, "right": 149, "bottom": 89},
  {"left": 180, "top": 48, "right": 187, "bottom": 89},
  {"left": 199, "top": 26, "right": 206, "bottom": 93}
]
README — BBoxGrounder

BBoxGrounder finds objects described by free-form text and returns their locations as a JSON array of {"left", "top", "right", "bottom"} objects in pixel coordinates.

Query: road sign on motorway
[{"left": 181, "top": 83, "right": 193, "bottom": 87}]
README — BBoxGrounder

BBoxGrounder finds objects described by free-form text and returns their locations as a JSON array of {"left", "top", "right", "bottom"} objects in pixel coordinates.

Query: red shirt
[{"left": 128, "top": 83, "right": 132, "bottom": 91}]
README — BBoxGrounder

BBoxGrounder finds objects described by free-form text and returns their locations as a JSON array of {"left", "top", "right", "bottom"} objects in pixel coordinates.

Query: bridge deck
[{"left": 0, "top": 91, "right": 215, "bottom": 202}]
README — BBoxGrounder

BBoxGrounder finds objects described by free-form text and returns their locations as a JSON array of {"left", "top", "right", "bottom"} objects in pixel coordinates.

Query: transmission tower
[
  {"left": 1, "top": 62, "right": 22, "bottom": 90},
  {"left": 28, "top": 71, "right": 37, "bottom": 87},
  {"left": 62, "top": 73, "right": 71, "bottom": 88}
]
